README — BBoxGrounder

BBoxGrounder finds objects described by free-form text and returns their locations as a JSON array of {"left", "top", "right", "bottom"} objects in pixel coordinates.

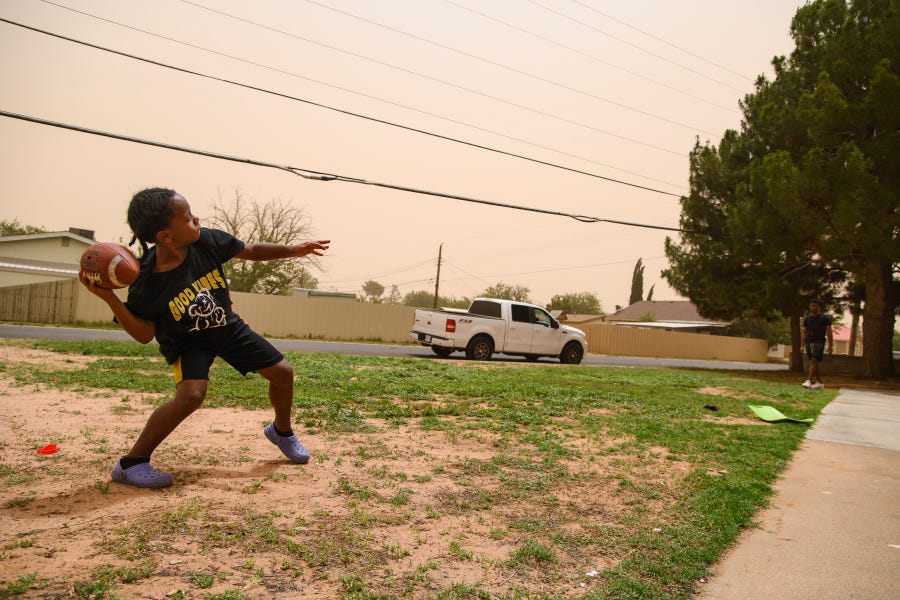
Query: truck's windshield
[{"left": 534, "top": 308, "right": 553, "bottom": 326}]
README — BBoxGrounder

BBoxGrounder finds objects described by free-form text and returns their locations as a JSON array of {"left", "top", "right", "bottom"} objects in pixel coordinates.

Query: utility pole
[{"left": 432, "top": 243, "right": 442, "bottom": 308}]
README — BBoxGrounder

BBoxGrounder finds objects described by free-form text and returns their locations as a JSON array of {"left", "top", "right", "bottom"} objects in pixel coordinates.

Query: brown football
[{"left": 80, "top": 243, "right": 140, "bottom": 289}]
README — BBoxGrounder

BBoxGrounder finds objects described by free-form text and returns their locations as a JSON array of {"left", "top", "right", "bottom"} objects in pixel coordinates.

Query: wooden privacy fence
[
  {"left": 0, "top": 279, "right": 81, "bottom": 323},
  {"left": 0, "top": 280, "right": 770, "bottom": 362}
]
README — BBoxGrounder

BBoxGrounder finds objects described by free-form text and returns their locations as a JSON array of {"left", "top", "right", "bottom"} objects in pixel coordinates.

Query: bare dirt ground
[
  {"left": 0, "top": 345, "right": 680, "bottom": 599},
  {"left": 4, "top": 344, "right": 894, "bottom": 599}
]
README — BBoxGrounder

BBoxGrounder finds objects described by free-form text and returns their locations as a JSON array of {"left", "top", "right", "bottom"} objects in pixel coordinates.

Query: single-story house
[
  {"left": 832, "top": 324, "right": 862, "bottom": 356},
  {"left": 292, "top": 288, "right": 357, "bottom": 301},
  {"left": 606, "top": 300, "right": 732, "bottom": 333},
  {"left": 0, "top": 228, "right": 95, "bottom": 287},
  {"left": 551, "top": 311, "right": 606, "bottom": 328}
]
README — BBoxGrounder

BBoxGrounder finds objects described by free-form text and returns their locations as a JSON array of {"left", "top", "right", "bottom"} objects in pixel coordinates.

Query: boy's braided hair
[{"left": 127, "top": 187, "right": 176, "bottom": 255}]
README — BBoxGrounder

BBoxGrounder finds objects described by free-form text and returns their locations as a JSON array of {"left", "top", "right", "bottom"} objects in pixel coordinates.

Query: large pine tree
[{"left": 665, "top": 0, "right": 898, "bottom": 377}]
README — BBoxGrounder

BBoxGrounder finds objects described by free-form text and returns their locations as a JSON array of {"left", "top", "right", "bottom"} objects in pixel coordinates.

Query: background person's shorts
[
  {"left": 173, "top": 323, "right": 284, "bottom": 383},
  {"left": 806, "top": 342, "right": 825, "bottom": 361}
]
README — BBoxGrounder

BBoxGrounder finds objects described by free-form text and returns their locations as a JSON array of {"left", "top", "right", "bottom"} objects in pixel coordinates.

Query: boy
[{"left": 80, "top": 187, "right": 329, "bottom": 488}]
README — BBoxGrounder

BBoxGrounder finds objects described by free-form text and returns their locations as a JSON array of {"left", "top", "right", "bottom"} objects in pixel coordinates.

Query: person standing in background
[{"left": 801, "top": 298, "right": 833, "bottom": 389}]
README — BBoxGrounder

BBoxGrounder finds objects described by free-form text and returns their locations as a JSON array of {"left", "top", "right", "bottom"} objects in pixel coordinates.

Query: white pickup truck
[{"left": 410, "top": 298, "right": 587, "bottom": 363}]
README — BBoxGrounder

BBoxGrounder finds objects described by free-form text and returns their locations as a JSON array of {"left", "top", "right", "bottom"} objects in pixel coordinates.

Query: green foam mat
[{"left": 747, "top": 404, "right": 814, "bottom": 424}]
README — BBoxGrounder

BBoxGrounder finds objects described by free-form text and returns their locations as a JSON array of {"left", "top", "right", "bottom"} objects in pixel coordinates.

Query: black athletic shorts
[
  {"left": 806, "top": 342, "right": 825, "bottom": 362},
  {"left": 172, "top": 321, "right": 284, "bottom": 383}
]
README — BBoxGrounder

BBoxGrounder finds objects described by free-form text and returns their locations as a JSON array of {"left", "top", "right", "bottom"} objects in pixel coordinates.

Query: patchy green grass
[
  {"left": 70, "top": 560, "right": 155, "bottom": 599},
  {"left": 0, "top": 572, "right": 41, "bottom": 596},
  {"left": 0, "top": 338, "right": 833, "bottom": 598}
]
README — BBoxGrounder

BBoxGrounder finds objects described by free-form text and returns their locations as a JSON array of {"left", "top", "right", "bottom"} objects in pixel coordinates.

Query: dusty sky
[{"left": 0, "top": 0, "right": 805, "bottom": 310}]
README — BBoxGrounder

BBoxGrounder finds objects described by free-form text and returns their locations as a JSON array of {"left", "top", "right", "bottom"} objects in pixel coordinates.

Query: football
[{"left": 80, "top": 243, "right": 141, "bottom": 289}]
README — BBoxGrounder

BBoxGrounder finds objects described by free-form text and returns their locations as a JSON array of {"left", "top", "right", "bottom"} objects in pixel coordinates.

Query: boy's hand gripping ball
[{"left": 80, "top": 243, "right": 140, "bottom": 289}]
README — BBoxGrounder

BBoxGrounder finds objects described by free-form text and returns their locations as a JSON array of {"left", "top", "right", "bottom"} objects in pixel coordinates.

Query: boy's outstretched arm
[
  {"left": 78, "top": 273, "right": 156, "bottom": 344},
  {"left": 235, "top": 240, "right": 330, "bottom": 261}
]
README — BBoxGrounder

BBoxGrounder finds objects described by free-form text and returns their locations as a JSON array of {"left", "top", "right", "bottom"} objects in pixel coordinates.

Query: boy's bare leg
[
  {"left": 258, "top": 360, "right": 309, "bottom": 463},
  {"left": 258, "top": 359, "right": 295, "bottom": 431},
  {"left": 811, "top": 359, "right": 822, "bottom": 384},
  {"left": 128, "top": 379, "right": 208, "bottom": 457}
]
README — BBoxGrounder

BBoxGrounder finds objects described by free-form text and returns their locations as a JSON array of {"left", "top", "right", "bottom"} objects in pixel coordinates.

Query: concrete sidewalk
[{"left": 699, "top": 388, "right": 900, "bottom": 600}]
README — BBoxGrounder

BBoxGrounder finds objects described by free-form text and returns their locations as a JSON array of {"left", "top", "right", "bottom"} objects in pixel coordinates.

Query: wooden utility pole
[{"left": 432, "top": 243, "right": 443, "bottom": 309}]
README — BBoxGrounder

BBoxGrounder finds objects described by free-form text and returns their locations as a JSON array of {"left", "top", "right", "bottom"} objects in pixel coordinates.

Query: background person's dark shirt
[{"left": 803, "top": 313, "right": 832, "bottom": 343}]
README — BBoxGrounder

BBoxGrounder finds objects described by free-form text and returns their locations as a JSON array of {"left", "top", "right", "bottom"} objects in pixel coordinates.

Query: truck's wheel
[
  {"left": 465, "top": 335, "right": 494, "bottom": 361},
  {"left": 431, "top": 346, "right": 453, "bottom": 357},
  {"left": 559, "top": 342, "right": 584, "bottom": 364}
]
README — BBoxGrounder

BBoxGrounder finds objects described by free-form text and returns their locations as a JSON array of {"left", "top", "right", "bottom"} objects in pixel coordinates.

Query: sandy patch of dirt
[
  {"left": 702, "top": 415, "right": 766, "bottom": 426},
  {"left": 1, "top": 347, "right": 96, "bottom": 369},
  {"left": 697, "top": 386, "right": 771, "bottom": 401},
  {"left": 0, "top": 345, "right": 689, "bottom": 599}
]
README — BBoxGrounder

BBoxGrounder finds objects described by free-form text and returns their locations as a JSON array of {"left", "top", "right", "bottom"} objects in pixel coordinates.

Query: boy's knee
[
  {"left": 175, "top": 383, "right": 207, "bottom": 414},
  {"left": 266, "top": 360, "right": 294, "bottom": 386}
]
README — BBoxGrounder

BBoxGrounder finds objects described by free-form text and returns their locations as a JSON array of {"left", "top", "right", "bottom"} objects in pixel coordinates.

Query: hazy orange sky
[{"left": 0, "top": 0, "right": 805, "bottom": 310}]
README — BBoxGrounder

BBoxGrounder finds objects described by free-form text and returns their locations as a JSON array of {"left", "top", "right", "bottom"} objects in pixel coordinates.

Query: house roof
[
  {"left": 0, "top": 230, "right": 96, "bottom": 246},
  {"left": 0, "top": 257, "right": 79, "bottom": 277},
  {"left": 608, "top": 300, "right": 730, "bottom": 325},
  {"left": 611, "top": 321, "right": 729, "bottom": 331},
  {"left": 292, "top": 288, "right": 356, "bottom": 300},
  {"left": 559, "top": 313, "right": 605, "bottom": 324}
]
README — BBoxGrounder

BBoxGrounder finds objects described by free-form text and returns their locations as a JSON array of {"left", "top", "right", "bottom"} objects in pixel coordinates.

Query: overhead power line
[
  {"left": 4, "top": 14, "right": 683, "bottom": 195},
  {"left": 567, "top": 0, "right": 751, "bottom": 81},
  {"left": 34, "top": 0, "right": 688, "bottom": 163},
  {"left": 172, "top": 1, "right": 688, "bottom": 158},
  {"left": 321, "top": 258, "right": 437, "bottom": 286},
  {"left": 299, "top": 0, "right": 718, "bottom": 135},
  {"left": 0, "top": 110, "right": 688, "bottom": 233},
  {"left": 190, "top": 0, "right": 736, "bottom": 115},
  {"left": 525, "top": 0, "right": 748, "bottom": 93},
  {"left": 323, "top": 255, "right": 671, "bottom": 296},
  {"left": 439, "top": 0, "right": 738, "bottom": 114}
]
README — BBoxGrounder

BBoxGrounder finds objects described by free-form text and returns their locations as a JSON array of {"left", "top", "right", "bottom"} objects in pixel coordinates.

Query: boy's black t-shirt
[
  {"left": 802, "top": 313, "right": 832, "bottom": 343},
  {"left": 125, "top": 228, "right": 245, "bottom": 364}
]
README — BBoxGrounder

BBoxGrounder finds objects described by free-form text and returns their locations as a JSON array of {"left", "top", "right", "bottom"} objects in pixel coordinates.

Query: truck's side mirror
[{"left": 551, "top": 319, "right": 559, "bottom": 329}]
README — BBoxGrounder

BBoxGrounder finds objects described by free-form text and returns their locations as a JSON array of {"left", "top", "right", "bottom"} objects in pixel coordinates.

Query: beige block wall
[
  {"left": 72, "top": 286, "right": 417, "bottom": 342},
  {"left": 585, "top": 323, "right": 769, "bottom": 363},
  {"left": 73, "top": 282, "right": 128, "bottom": 324},
  {"left": 229, "top": 291, "right": 416, "bottom": 342}
]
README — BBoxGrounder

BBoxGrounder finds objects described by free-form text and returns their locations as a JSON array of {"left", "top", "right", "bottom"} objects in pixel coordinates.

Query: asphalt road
[{"left": 0, "top": 324, "right": 787, "bottom": 371}]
